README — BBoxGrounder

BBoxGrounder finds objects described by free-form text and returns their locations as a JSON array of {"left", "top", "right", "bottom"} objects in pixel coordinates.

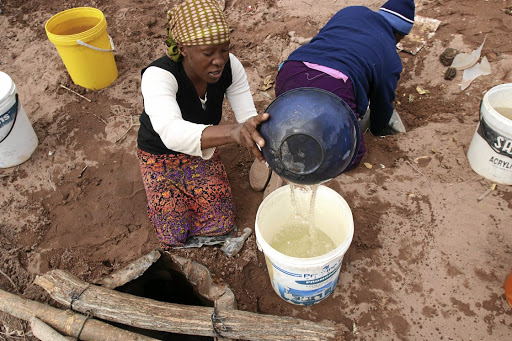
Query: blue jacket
[{"left": 286, "top": 6, "right": 402, "bottom": 134}]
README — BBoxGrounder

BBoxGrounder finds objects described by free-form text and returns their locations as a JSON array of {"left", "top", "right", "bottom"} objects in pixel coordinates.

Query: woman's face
[{"left": 180, "top": 41, "right": 230, "bottom": 84}]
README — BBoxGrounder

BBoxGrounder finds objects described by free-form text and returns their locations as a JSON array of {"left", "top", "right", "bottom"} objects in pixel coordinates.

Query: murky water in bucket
[{"left": 270, "top": 183, "right": 337, "bottom": 258}]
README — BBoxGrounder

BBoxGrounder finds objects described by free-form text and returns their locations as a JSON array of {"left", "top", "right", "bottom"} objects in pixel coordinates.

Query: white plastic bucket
[
  {"left": 0, "top": 71, "right": 38, "bottom": 168},
  {"left": 467, "top": 83, "right": 512, "bottom": 185},
  {"left": 255, "top": 184, "right": 354, "bottom": 305}
]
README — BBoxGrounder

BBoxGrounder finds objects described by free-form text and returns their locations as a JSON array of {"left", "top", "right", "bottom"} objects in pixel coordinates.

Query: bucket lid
[{"left": 0, "top": 71, "right": 16, "bottom": 108}]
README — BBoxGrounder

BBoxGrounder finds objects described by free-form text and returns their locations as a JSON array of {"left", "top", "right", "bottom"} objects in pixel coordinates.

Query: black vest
[{"left": 137, "top": 56, "right": 233, "bottom": 155}]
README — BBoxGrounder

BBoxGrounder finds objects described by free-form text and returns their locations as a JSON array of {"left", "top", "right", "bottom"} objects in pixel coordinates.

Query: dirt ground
[{"left": 1, "top": 0, "right": 512, "bottom": 340}]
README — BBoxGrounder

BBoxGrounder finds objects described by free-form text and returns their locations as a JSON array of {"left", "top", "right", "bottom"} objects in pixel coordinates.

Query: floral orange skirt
[{"left": 137, "top": 149, "right": 236, "bottom": 248}]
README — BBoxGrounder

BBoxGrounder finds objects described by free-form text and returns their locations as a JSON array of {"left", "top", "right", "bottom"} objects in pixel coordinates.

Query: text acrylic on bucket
[
  {"left": 0, "top": 71, "right": 38, "bottom": 168},
  {"left": 255, "top": 185, "right": 354, "bottom": 305},
  {"left": 45, "top": 7, "right": 118, "bottom": 90},
  {"left": 467, "top": 83, "right": 512, "bottom": 185}
]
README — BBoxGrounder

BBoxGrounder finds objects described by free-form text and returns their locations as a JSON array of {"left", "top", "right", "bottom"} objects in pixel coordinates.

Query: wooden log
[
  {"left": 0, "top": 289, "right": 159, "bottom": 341},
  {"left": 168, "top": 253, "right": 237, "bottom": 310},
  {"left": 35, "top": 269, "right": 343, "bottom": 341},
  {"left": 30, "top": 317, "right": 73, "bottom": 341},
  {"left": 100, "top": 251, "right": 234, "bottom": 341},
  {"left": 168, "top": 254, "right": 236, "bottom": 341},
  {"left": 99, "top": 250, "right": 161, "bottom": 289}
]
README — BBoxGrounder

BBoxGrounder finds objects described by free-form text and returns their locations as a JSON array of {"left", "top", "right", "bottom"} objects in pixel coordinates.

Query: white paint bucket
[
  {"left": 467, "top": 83, "right": 512, "bottom": 185},
  {"left": 255, "top": 184, "right": 354, "bottom": 305},
  {"left": 0, "top": 71, "right": 38, "bottom": 168}
]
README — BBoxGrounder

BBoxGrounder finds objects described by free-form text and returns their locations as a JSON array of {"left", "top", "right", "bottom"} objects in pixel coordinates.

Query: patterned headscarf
[{"left": 166, "top": 0, "right": 230, "bottom": 61}]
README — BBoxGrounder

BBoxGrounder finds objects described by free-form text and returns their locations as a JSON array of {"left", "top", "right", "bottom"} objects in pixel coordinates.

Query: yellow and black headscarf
[{"left": 166, "top": 0, "right": 230, "bottom": 61}]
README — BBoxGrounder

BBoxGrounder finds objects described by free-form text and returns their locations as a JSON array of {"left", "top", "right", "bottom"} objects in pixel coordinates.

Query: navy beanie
[{"left": 378, "top": 0, "right": 415, "bottom": 35}]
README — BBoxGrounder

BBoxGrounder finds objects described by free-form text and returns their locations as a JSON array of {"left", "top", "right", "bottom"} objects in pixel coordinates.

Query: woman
[{"left": 137, "top": 0, "right": 267, "bottom": 248}]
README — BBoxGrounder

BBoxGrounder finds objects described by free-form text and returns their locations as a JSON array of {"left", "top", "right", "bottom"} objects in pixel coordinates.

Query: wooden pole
[
  {"left": 0, "top": 289, "right": 159, "bottom": 341},
  {"left": 30, "top": 317, "right": 74, "bottom": 341},
  {"left": 99, "top": 250, "right": 161, "bottom": 289},
  {"left": 35, "top": 269, "right": 343, "bottom": 341}
]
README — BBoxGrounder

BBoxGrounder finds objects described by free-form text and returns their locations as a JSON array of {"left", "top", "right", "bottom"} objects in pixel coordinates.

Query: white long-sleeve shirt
[{"left": 141, "top": 53, "right": 257, "bottom": 159}]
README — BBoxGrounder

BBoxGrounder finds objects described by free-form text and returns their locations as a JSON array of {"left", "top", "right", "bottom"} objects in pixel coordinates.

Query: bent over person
[
  {"left": 137, "top": 0, "right": 267, "bottom": 248},
  {"left": 275, "top": 0, "right": 415, "bottom": 171}
]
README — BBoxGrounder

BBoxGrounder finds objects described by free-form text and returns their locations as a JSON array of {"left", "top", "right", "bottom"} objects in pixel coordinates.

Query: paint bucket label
[
  {"left": 270, "top": 257, "right": 343, "bottom": 305},
  {"left": 477, "top": 118, "right": 512, "bottom": 159},
  {"left": 0, "top": 99, "right": 17, "bottom": 142}
]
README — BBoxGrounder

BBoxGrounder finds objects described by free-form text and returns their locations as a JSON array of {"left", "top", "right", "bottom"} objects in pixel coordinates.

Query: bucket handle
[
  {"left": 0, "top": 94, "right": 18, "bottom": 144},
  {"left": 77, "top": 35, "right": 115, "bottom": 52}
]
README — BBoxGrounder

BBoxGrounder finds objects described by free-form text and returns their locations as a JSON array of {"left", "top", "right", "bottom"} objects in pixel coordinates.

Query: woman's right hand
[{"left": 236, "top": 113, "right": 269, "bottom": 163}]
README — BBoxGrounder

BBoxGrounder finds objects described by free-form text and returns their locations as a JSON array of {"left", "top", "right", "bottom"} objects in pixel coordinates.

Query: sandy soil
[{"left": 1, "top": 0, "right": 512, "bottom": 340}]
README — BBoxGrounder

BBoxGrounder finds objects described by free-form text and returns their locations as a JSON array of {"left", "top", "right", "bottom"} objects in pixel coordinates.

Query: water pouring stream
[{"left": 269, "top": 183, "right": 337, "bottom": 258}]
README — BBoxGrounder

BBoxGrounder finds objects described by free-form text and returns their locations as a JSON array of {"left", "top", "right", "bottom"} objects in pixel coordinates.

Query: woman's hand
[
  {"left": 201, "top": 113, "right": 269, "bottom": 161},
  {"left": 234, "top": 113, "right": 269, "bottom": 162}
]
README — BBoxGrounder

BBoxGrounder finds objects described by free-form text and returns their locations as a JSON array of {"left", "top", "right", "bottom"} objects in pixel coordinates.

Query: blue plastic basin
[{"left": 259, "top": 88, "right": 360, "bottom": 185}]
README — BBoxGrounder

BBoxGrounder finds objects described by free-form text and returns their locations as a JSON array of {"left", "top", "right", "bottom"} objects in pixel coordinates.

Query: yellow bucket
[{"left": 45, "top": 7, "right": 118, "bottom": 90}]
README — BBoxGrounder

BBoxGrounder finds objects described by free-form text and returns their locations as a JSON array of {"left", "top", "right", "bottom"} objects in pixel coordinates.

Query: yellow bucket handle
[{"left": 77, "top": 35, "right": 115, "bottom": 52}]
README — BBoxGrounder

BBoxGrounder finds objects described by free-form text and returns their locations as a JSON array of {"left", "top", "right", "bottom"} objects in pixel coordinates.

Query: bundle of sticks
[{"left": 0, "top": 251, "right": 343, "bottom": 341}]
